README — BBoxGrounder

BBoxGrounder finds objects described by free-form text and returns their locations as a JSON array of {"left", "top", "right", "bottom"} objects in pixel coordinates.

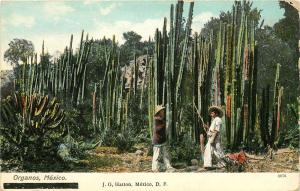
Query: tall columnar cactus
[
  {"left": 270, "top": 63, "right": 282, "bottom": 147},
  {"left": 149, "top": 1, "right": 194, "bottom": 142},
  {"left": 91, "top": 35, "right": 135, "bottom": 134},
  {"left": 92, "top": 83, "right": 97, "bottom": 132},
  {"left": 212, "top": 22, "right": 224, "bottom": 106},
  {"left": 259, "top": 63, "right": 283, "bottom": 148},
  {"left": 230, "top": 3, "right": 238, "bottom": 149},
  {"left": 148, "top": 57, "right": 154, "bottom": 138},
  {"left": 15, "top": 31, "right": 91, "bottom": 106},
  {"left": 204, "top": 1, "right": 259, "bottom": 150},
  {"left": 192, "top": 34, "right": 214, "bottom": 143}
]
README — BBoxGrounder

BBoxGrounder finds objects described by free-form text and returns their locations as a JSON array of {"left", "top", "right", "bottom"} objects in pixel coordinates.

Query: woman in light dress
[{"left": 203, "top": 106, "right": 226, "bottom": 169}]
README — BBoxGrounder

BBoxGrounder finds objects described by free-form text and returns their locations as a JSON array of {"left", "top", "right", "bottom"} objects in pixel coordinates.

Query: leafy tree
[
  {"left": 4, "top": 39, "right": 34, "bottom": 67},
  {"left": 120, "top": 31, "right": 154, "bottom": 65},
  {"left": 256, "top": 26, "right": 297, "bottom": 101},
  {"left": 273, "top": 1, "right": 299, "bottom": 102},
  {"left": 274, "top": 1, "right": 299, "bottom": 52},
  {"left": 123, "top": 31, "right": 143, "bottom": 48},
  {"left": 86, "top": 38, "right": 115, "bottom": 84},
  {"left": 272, "top": 1, "right": 299, "bottom": 148},
  {"left": 120, "top": 31, "right": 143, "bottom": 64}
]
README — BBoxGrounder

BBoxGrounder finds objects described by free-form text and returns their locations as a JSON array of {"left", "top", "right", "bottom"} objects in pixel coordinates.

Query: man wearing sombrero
[
  {"left": 203, "top": 105, "right": 226, "bottom": 169},
  {"left": 152, "top": 105, "right": 175, "bottom": 172}
]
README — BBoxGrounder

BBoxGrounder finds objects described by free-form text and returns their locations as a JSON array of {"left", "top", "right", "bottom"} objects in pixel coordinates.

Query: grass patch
[
  {"left": 86, "top": 155, "right": 122, "bottom": 169},
  {"left": 94, "top": 147, "right": 119, "bottom": 154}
]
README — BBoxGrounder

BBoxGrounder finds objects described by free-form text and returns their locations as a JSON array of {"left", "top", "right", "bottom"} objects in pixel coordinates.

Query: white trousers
[
  {"left": 203, "top": 139, "right": 225, "bottom": 167},
  {"left": 152, "top": 144, "right": 172, "bottom": 171}
]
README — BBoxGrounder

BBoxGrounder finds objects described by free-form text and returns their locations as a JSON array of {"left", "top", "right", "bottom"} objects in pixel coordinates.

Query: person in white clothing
[
  {"left": 203, "top": 106, "right": 226, "bottom": 169},
  {"left": 151, "top": 105, "right": 175, "bottom": 172}
]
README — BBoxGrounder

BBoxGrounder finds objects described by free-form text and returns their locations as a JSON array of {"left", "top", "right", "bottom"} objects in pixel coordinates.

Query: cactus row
[
  {"left": 148, "top": 1, "right": 194, "bottom": 141},
  {"left": 15, "top": 31, "right": 91, "bottom": 106},
  {"left": 207, "top": 0, "right": 283, "bottom": 149},
  {"left": 93, "top": 36, "right": 132, "bottom": 135},
  {"left": 260, "top": 63, "right": 283, "bottom": 148},
  {"left": 205, "top": 2, "right": 259, "bottom": 149},
  {"left": 8, "top": 0, "right": 286, "bottom": 151},
  {"left": 192, "top": 34, "right": 214, "bottom": 143}
]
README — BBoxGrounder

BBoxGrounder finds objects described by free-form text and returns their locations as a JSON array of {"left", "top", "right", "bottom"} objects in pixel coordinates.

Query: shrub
[
  {"left": 169, "top": 133, "right": 200, "bottom": 165},
  {"left": 0, "top": 93, "right": 65, "bottom": 163},
  {"left": 114, "top": 129, "right": 135, "bottom": 152}
]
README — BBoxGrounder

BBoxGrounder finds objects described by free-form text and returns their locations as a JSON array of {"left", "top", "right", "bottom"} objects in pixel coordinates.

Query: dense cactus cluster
[
  {"left": 16, "top": 31, "right": 91, "bottom": 106},
  {"left": 148, "top": 1, "right": 194, "bottom": 141},
  {"left": 149, "top": 1, "right": 284, "bottom": 150},
  {"left": 192, "top": 34, "right": 214, "bottom": 143},
  {"left": 260, "top": 63, "right": 284, "bottom": 148},
  {"left": 213, "top": 2, "right": 259, "bottom": 149},
  {"left": 1, "top": 0, "right": 287, "bottom": 153},
  {"left": 94, "top": 36, "right": 129, "bottom": 133}
]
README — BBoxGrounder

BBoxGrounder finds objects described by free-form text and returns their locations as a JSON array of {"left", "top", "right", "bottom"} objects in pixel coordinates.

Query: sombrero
[
  {"left": 155, "top": 105, "right": 165, "bottom": 115},
  {"left": 208, "top": 106, "right": 223, "bottom": 117}
]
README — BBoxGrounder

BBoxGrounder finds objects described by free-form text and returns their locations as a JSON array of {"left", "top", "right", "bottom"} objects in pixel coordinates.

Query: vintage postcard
[{"left": 0, "top": 0, "right": 299, "bottom": 190}]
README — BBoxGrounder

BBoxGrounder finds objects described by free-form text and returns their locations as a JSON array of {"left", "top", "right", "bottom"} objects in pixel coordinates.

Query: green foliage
[
  {"left": 127, "top": 91, "right": 149, "bottom": 138},
  {"left": 0, "top": 135, "right": 19, "bottom": 160},
  {"left": 274, "top": 2, "right": 299, "bottom": 51},
  {"left": 277, "top": 103, "right": 299, "bottom": 148},
  {"left": 4, "top": 39, "right": 34, "bottom": 66},
  {"left": 86, "top": 38, "right": 115, "bottom": 85},
  {"left": 114, "top": 130, "right": 136, "bottom": 152},
  {"left": 149, "top": 1, "right": 195, "bottom": 143},
  {"left": 169, "top": 133, "right": 200, "bottom": 164},
  {"left": 0, "top": 93, "right": 65, "bottom": 162},
  {"left": 86, "top": 155, "right": 122, "bottom": 169},
  {"left": 256, "top": 26, "right": 298, "bottom": 103},
  {"left": 120, "top": 31, "right": 154, "bottom": 65},
  {"left": 201, "top": 1, "right": 262, "bottom": 41},
  {"left": 255, "top": 3, "right": 298, "bottom": 148},
  {"left": 95, "top": 94, "right": 150, "bottom": 152},
  {"left": 2, "top": 0, "right": 298, "bottom": 173}
]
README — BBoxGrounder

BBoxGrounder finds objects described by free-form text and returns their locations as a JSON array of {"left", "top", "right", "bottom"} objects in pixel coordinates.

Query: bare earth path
[{"left": 82, "top": 147, "right": 299, "bottom": 173}]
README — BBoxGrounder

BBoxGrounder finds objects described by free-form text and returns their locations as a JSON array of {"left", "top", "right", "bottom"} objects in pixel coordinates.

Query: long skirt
[{"left": 203, "top": 139, "right": 225, "bottom": 167}]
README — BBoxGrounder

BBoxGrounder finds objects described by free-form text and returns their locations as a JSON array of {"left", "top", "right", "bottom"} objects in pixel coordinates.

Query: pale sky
[{"left": 0, "top": 0, "right": 284, "bottom": 70}]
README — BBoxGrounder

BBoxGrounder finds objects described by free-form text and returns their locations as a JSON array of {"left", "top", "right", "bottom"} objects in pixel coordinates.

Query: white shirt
[
  {"left": 208, "top": 117, "right": 222, "bottom": 142},
  {"left": 209, "top": 116, "right": 222, "bottom": 132}
]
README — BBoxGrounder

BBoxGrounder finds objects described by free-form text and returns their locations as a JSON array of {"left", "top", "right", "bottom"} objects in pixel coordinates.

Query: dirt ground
[{"left": 82, "top": 146, "right": 299, "bottom": 173}]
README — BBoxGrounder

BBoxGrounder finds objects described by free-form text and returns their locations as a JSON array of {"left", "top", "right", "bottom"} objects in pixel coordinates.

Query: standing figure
[
  {"left": 203, "top": 106, "right": 226, "bottom": 169},
  {"left": 152, "top": 105, "right": 175, "bottom": 172}
]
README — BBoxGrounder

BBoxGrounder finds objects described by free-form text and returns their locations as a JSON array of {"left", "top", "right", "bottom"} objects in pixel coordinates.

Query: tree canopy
[{"left": 4, "top": 39, "right": 35, "bottom": 66}]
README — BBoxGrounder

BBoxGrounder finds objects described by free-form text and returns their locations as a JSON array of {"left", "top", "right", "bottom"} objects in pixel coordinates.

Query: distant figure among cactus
[
  {"left": 152, "top": 105, "right": 175, "bottom": 172},
  {"left": 203, "top": 106, "right": 226, "bottom": 169}
]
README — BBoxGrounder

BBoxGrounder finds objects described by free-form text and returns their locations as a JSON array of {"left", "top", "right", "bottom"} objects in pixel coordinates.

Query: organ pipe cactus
[
  {"left": 270, "top": 63, "right": 282, "bottom": 147},
  {"left": 259, "top": 63, "right": 283, "bottom": 149},
  {"left": 192, "top": 34, "right": 214, "bottom": 143},
  {"left": 149, "top": 1, "right": 194, "bottom": 141},
  {"left": 205, "top": 1, "right": 260, "bottom": 150},
  {"left": 15, "top": 31, "right": 91, "bottom": 106}
]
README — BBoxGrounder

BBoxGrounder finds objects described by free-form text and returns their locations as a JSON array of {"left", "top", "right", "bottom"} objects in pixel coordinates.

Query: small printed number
[{"left": 278, "top": 174, "right": 286, "bottom": 178}]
